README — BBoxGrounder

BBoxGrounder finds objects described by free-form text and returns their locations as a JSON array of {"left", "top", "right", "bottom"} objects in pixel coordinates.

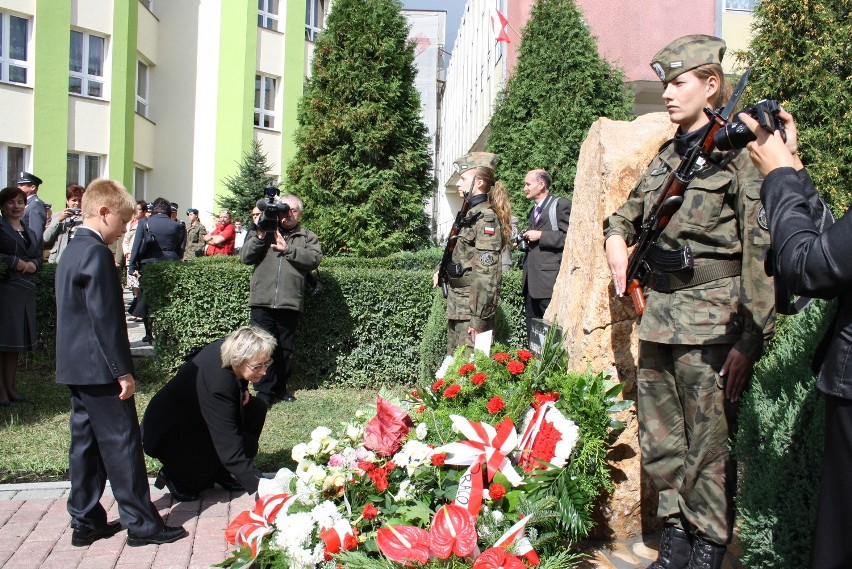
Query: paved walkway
[{"left": 0, "top": 291, "right": 746, "bottom": 568}]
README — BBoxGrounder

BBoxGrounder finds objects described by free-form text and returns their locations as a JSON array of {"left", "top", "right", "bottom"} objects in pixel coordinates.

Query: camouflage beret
[
  {"left": 454, "top": 152, "right": 499, "bottom": 173},
  {"left": 650, "top": 34, "right": 726, "bottom": 84}
]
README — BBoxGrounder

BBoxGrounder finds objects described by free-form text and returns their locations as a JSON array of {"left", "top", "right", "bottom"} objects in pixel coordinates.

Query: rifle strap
[{"left": 649, "top": 259, "right": 741, "bottom": 293}]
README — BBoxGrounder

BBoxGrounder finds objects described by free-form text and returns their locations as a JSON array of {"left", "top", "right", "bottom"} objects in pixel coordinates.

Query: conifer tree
[
  {"left": 287, "top": 0, "right": 433, "bottom": 257},
  {"left": 741, "top": 0, "right": 852, "bottom": 212},
  {"left": 218, "top": 139, "right": 279, "bottom": 223},
  {"left": 487, "top": 0, "right": 633, "bottom": 213}
]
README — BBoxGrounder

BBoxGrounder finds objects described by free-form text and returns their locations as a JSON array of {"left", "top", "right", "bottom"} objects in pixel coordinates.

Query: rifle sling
[{"left": 649, "top": 259, "right": 741, "bottom": 293}]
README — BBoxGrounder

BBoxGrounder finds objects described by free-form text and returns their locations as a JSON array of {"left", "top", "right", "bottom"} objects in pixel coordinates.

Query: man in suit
[
  {"left": 518, "top": 169, "right": 571, "bottom": 343},
  {"left": 55, "top": 179, "right": 186, "bottom": 547},
  {"left": 17, "top": 171, "right": 47, "bottom": 247}
]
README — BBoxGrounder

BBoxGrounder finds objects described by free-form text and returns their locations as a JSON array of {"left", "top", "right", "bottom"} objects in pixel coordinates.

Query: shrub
[{"left": 736, "top": 300, "right": 836, "bottom": 567}]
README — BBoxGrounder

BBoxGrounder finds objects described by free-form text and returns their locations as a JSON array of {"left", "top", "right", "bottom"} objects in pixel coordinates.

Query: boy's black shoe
[
  {"left": 71, "top": 520, "right": 122, "bottom": 546},
  {"left": 126, "top": 525, "right": 188, "bottom": 547}
]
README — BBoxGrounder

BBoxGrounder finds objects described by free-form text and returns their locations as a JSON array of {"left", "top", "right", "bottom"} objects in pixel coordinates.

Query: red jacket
[{"left": 206, "top": 222, "right": 235, "bottom": 256}]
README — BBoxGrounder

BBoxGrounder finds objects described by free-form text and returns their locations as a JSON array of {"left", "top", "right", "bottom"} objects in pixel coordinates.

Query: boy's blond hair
[{"left": 82, "top": 178, "right": 135, "bottom": 221}]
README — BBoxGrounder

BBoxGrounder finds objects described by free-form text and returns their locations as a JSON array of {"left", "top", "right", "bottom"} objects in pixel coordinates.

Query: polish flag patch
[{"left": 484, "top": 227, "right": 496, "bottom": 235}]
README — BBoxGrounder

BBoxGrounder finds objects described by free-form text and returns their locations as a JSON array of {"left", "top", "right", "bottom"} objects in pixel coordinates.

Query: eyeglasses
[{"left": 246, "top": 360, "right": 273, "bottom": 372}]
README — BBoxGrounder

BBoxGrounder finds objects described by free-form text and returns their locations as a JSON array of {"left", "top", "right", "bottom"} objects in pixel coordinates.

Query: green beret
[
  {"left": 453, "top": 152, "right": 499, "bottom": 173},
  {"left": 650, "top": 34, "right": 726, "bottom": 84}
]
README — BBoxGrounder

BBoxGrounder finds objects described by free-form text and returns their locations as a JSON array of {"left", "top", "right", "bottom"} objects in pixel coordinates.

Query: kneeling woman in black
[{"left": 142, "top": 326, "right": 276, "bottom": 501}]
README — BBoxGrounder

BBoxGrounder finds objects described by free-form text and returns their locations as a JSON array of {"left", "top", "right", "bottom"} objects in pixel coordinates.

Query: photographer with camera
[
  {"left": 604, "top": 35, "right": 775, "bottom": 569},
  {"left": 741, "top": 109, "right": 851, "bottom": 569},
  {"left": 516, "top": 169, "right": 571, "bottom": 344},
  {"left": 240, "top": 191, "right": 322, "bottom": 406},
  {"left": 43, "top": 184, "right": 85, "bottom": 264}
]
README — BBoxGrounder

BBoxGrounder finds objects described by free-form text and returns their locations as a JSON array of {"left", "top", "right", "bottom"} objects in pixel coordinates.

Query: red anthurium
[
  {"left": 377, "top": 525, "right": 431, "bottom": 565},
  {"left": 428, "top": 504, "right": 477, "bottom": 559},
  {"left": 473, "top": 547, "right": 528, "bottom": 569}
]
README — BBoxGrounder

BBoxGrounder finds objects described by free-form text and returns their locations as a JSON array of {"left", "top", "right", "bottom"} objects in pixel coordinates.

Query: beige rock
[{"left": 545, "top": 113, "right": 677, "bottom": 539}]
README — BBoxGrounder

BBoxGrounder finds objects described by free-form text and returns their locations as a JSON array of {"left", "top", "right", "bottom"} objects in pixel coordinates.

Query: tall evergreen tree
[
  {"left": 741, "top": 0, "right": 852, "bottom": 212},
  {"left": 487, "top": 0, "right": 633, "bottom": 214},
  {"left": 218, "top": 139, "right": 279, "bottom": 223},
  {"left": 287, "top": 0, "right": 433, "bottom": 257}
]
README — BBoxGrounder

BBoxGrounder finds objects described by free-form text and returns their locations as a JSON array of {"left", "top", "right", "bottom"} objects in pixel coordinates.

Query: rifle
[
  {"left": 624, "top": 68, "right": 751, "bottom": 316},
  {"left": 437, "top": 197, "right": 473, "bottom": 298}
]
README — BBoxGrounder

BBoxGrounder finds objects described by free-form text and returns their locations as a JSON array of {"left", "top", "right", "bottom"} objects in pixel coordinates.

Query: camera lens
[{"left": 713, "top": 121, "right": 755, "bottom": 152}]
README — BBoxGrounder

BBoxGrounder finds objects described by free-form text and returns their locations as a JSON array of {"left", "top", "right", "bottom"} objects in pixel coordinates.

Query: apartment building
[{"left": 0, "top": 0, "right": 327, "bottom": 224}]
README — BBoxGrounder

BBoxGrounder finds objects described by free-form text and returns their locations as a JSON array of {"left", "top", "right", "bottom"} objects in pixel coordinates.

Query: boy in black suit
[{"left": 55, "top": 179, "right": 187, "bottom": 547}]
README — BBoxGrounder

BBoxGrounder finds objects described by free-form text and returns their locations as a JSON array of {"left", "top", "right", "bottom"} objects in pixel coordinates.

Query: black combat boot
[
  {"left": 647, "top": 525, "right": 693, "bottom": 569},
  {"left": 687, "top": 536, "right": 727, "bottom": 569}
]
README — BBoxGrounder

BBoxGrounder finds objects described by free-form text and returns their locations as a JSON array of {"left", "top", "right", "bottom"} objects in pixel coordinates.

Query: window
[
  {"left": 134, "top": 166, "right": 147, "bottom": 199},
  {"left": 305, "top": 0, "right": 325, "bottom": 41},
  {"left": 136, "top": 60, "right": 149, "bottom": 116},
  {"left": 0, "top": 12, "right": 30, "bottom": 85},
  {"left": 725, "top": 0, "right": 757, "bottom": 11},
  {"left": 258, "top": 0, "right": 279, "bottom": 31},
  {"left": 1, "top": 144, "right": 27, "bottom": 187},
  {"left": 67, "top": 152, "right": 102, "bottom": 187},
  {"left": 254, "top": 74, "right": 277, "bottom": 129},
  {"left": 69, "top": 30, "right": 106, "bottom": 98}
]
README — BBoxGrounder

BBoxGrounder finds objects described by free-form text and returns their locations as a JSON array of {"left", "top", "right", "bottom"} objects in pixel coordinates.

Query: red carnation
[
  {"left": 432, "top": 379, "right": 445, "bottom": 392},
  {"left": 358, "top": 461, "right": 375, "bottom": 472},
  {"left": 443, "top": 384, "right": 462, "bottom": 399},
  {"left": 410, "top": 389, "right": 421, "bottom": 399},
  {"left": 489, "top": 483, "right": 506, "bottom": 501},
  {"left": 534, "top": 391, "right": 560, "bottom": 405},
  {"left": 458, "top": 363, "right": 476, "bottom": 375},
  {"left": 487, "top": 396, "right": 506, "bottom": 414},
  {"left": 362, "top": 503, "right": 379, "bottom": 520},
  {"left": 343, "top": 533, "right": 358, "bottom": 550},
  {"left": 493, "top": 352, "right": 510, "bottom": 363},
  {"left": 470, "top": 372, "right": 487, "bottom": 386},
  {"left": 506, "top": 360, "right": 525, "bottom": 375},
  {"left": 417, "top": 404, "right": 426, "bottom": 413},
  {"left": 517, "top": 349, "right": 534, "bottom": 362},
  {"left": 385, "top": 461, "right": 396, "bottom": 471},
  {"left": 368, "top": 468, "right": 388, "bottom": 492},
  {"left": 431, "top": 453, "right": 447, "bottom": 466}
]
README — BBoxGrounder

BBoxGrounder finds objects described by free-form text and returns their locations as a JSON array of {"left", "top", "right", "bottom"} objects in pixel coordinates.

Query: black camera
[
  {"left": 512, "top": 233, "right": 529, "bottom": 252},
  {"left": 68, "top": 208, "right": 82, "bottom": 216},
  {"left": 714, "top": 99, "right": 786, "bottom": 151},
  {"left": 255, "top": 187, "right": 289, "bottom": 233}
]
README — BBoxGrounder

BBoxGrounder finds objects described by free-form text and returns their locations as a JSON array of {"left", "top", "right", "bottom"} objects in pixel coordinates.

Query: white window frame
[
  {"left": 254, "top": 74, "right": 277, "bottom": 130},
  {"left": 724, "top": 0, "right": 757, "bottom": 11},
  {"left": 67, "top": 152, "right": 103, "bottom": 187},
  {"left": 136, "top": 59, "right": 149, "bottom": 116},
  {"left": 0, "top": 11, "right": 31, "bottom": 86},
  {"left": 258, "top": 0, "right": 279, "bottom": 31},
  {"left": 305, "top": 0, "right": 324, "bottom": 41},
  {"left": 69, "top": 29, "right": 107, "bottom": 99},
  {"left": 1, "top": 143, "right": 28, "bottom": 187}
]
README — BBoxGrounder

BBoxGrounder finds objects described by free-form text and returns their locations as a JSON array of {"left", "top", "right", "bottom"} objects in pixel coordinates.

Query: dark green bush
[{"left": 736, "top": 300, "right": 836, "bottom": 567}]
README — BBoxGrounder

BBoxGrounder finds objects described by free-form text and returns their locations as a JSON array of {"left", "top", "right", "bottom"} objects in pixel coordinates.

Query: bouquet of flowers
[{"left": 220, "top": 331, "right": 630, "bottom": 569}]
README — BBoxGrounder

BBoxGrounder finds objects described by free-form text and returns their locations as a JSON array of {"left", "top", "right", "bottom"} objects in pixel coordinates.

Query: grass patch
[{"left": 0, "top": 352, "right": 395, "bottom": 483}]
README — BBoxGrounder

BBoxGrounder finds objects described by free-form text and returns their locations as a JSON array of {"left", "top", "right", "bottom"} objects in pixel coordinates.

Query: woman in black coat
[
  {"left": 142, "top": 326, "right": 276, "bottom": 501},
  {"left": 743, "top": 110, "right": 852, "bottom": 569}
]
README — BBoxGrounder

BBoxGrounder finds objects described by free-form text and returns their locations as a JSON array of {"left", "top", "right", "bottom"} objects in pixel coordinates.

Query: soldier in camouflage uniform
[
  {"left": 603, "top": 35, "right": 775, "bottom": 569},
  {"left": 436, "top": 152, "right": 512, "bottom": 355},
  {"left": 183, "top": 208, "right": 208, "bottom": 260}
]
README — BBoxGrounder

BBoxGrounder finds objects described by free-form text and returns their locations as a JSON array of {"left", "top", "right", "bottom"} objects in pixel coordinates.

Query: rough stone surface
[{"left": 545, "top": 113, "right": 677, "bottom": 539}]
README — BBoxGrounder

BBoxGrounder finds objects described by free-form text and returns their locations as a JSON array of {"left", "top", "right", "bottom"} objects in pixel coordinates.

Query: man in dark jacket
[
  {"left": 743, "top": 109, "right": 852, "bottom": 569},
  {"left": 518, "top": 169, "right": 571, "bottom": 344},
  {"left": 240, "top": 194, "right": 322, "bottom": 405}
]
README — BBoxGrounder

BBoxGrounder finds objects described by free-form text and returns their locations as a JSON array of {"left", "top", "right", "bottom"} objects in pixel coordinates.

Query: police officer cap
[
  {"left": 186, "top": 208, "right": 199, "bottom": 215},
  {"left": 17, "top": 171, "right": 43, "bottom": 186},
  {"left": 146, "top": 203, "right": 154, "bottom": 212},
  {"left": 170, "top": 202, "right": 179, "bottom": 212},
  {"left": 453, "top": 152, "right": 499, "bottom": 174},
  {"left": 650, "top": 34, "right": 726, "bottom": 84}
]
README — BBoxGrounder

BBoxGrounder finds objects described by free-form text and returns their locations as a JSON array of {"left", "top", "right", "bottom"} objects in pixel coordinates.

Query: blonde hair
[
  {"left": 692, "top": 63, "right": 729, "bottom": 110},
  {"left": 471, "top": 166, "right": 513, "bottom": 247},
  {"left": 82, "top": 178, "right": 134, "bottom": 221},
  {"left": 220, "top": 326, "right": 277, "bottom": 369}
]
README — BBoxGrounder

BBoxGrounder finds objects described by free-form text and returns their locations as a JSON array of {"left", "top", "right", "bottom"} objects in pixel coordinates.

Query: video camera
[
  {"left": 255, "top": 186, "right": 289, "bottom": 233},
  {"left": 714, "top": 99, "right": 786, "bottom": 151},
  {"left": 512, "top": 233, "right": 529, "bottom": 252}
]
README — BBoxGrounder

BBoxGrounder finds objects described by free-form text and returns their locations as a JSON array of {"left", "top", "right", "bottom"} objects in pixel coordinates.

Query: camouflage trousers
[
  {"left": 637, "top": 341, "right": 738, "bottom": 545},
  {"left": 446, "top": 318, "right": 494, "bottom": 355}
]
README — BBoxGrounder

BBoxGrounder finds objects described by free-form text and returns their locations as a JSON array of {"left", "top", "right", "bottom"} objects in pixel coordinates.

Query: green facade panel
[
  {"left": 280, "top": 0, "right": 307, "bottom": 179},
  {"left": 108, "top": 0, "right": 138, "bottom": 190}
]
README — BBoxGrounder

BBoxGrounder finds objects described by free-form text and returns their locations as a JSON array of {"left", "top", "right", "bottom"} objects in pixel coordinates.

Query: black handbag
[{"left": 137, "top": 220, "right": 157, "bottom": 258}]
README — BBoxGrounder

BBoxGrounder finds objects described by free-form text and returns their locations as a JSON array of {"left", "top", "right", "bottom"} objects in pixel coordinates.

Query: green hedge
[{"left": 736, "top": 300, "right": 836, "bottom": 567}]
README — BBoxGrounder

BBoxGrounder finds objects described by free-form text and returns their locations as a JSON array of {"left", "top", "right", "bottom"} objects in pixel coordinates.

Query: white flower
[
  {"left": 311, "top": 426, "right": 332, "bottom": 442},
  {"left": 305, "top": 439, "right": 323, "bottom": 456},
  {"left": 346, "top": 424, "right": 362, "bottom": 440},
  {"left": 355, "top": 410, "right": 365, "bottom": 419},
  {"left": 394, "top": 479, "right": 412, "bottom": 502},
  {"left": 296, "top": 460, "right": 326, "bottom": 485},
  {"left": 322, "top": 438, "right": 339, "bottom": 454},
  {"left": 416, "top": 422, "right": 428, "bottom": 440},
  {"left": 491, "top": 509, "right": 504, "bottom": 523},
  {"left": 258, "top": 467, "right": 296, "bottom": 497},
  {"left": 291, "top": 442, "right": 309, "bottom": 462},
  {"left": 311, "top": 500, "right": 342, "bottom": 530}
]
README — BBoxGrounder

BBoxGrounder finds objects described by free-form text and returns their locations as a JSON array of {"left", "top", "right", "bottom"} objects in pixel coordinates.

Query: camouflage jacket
[
  {"left": 183, "top": 220, "right": 208, "bottom": 260},
  {"left": 447, "top": 200, "right": 503, "bottom": 329},
  {"left": 604, "top": 143, "right": 775, "bottom": 361}
]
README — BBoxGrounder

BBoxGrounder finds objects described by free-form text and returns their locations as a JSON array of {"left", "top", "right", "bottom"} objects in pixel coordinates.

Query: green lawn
[{"left": 0, "top": 354, "right": 388, "bottom": 483}]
